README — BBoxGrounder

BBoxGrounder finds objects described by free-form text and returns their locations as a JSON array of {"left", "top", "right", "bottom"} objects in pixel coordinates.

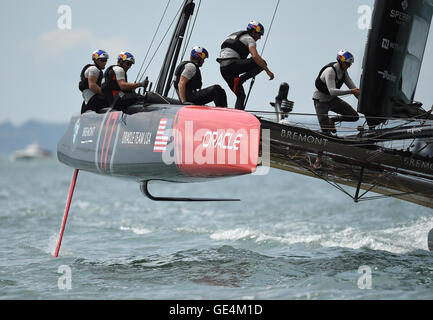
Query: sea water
[{"left": 0, "top": 155, "right": 432, "bottom": 300}]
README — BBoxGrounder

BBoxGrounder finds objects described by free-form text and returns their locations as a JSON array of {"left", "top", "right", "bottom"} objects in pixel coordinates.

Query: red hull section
[{"left": 173, "top": 106, "right": 260, "bottom": 178}]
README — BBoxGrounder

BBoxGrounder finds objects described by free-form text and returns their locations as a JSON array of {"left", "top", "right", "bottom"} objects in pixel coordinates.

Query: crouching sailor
[
  {"left": 79, "top": 50, "right": 110, "bottom": 113},
  {"left": 102, "top": 51, "right": 148, "bottom": 110},
  {"left": 313, "top": 50, "right": 360, "bottom": 134},
  {"left": 217, "top": 21, "right": 274, "bottom": 110},
  {"left": 174, "top": 46, "right": 227, "bottom": 107}
]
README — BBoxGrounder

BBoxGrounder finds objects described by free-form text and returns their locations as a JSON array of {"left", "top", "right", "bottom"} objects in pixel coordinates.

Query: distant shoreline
[{"left": 0, "top": 120, "right": 68, "bottom": 154}]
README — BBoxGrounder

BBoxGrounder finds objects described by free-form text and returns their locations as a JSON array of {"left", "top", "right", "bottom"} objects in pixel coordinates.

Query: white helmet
[
  {"left": 337, "top": 50, "right": 354, "bottom": 64},
  {"left": 118, "top": 51, "right": 135, "bottom": 64},
  {"left": 247, "top": 21, "right": 265, "bottom": 35},
  {"left": 191, "top": 46, "right": 209, "bottom": 60},
  {"left": 92, "top": 49, "right": 109, "bottom": 61}
]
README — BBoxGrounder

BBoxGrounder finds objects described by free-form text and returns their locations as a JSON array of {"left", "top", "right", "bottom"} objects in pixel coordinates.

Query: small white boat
[{"left": 10, "top": 143, "right": 52, "bottom": 161}]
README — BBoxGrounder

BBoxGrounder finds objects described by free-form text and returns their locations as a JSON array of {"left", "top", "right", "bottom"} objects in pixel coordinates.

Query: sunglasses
[
  {"left": 124, "top": 61, "right": 133, "bottom": 67},
  {"left": 99, "top": 59, "right": 108, "bottom": 62}
]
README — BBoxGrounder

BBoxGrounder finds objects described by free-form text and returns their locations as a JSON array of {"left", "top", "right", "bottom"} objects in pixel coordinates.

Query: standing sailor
[
  {"left": 313, "top": 50, "right": 360, "bottom": 134},
  {"left": 217, "top": 21, "right": 274, "bottom": 110},
  {"left": 173, "top": 46, "right": 227, "bottom": 107},
  {"left": 79, "top": 50, "right": 110, "bottom": 113},
  {"left": 102, "top": 51, "right": 148, "bottom": 109}
]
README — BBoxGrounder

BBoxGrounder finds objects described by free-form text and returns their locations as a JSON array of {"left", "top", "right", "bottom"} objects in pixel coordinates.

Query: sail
[{"left": 358, "top": 0, "right": 433, "bottom": 125}]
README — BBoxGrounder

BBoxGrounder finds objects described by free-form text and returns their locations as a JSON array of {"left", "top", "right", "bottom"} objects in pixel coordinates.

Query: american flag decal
[{"left": 153, "top": 118, "right": 169, "bottom": 152}]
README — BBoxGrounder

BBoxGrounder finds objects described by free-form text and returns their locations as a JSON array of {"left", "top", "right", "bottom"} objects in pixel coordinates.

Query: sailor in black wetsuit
[
  {"left": 173, "top": 46, "right": 227, "bottom": 107},
  {"left": 79, "top": 50, "right": 110, "bottom": 113},
  {"left": 217, "top": 21, "right": 274, "bottom": 110},
  {"left": 101, "top": 51, "right": 148, "bottom": 109},
  {"left": 313, "top": 50, "right": 360, "bottom": 134}
]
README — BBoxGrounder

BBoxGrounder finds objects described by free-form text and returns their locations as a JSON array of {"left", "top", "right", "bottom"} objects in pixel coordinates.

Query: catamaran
[{"left": 56, "top": 0, "right": 433, "bottom": 256}]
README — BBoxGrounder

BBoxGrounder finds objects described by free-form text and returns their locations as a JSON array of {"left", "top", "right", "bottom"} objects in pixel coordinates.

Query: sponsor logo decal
[
  {"left": 153, "top": 118, "right": 170, "bottom": 152},
  {"left": 73, "top": 118, "right": 80, "bottom": 145},
  {"left": 381, "top": 38, "right": 403, "bottom": 52},
  {"left": 389, "top": 8, "right": 411, "bottom": 25},
  {"left": 82, "top": 126, "right": 96, "bottom": 138},
  {"left": 402, "top": 157, "right": 433, "bottom": 171},
  {"left": 407, "top": 127, "right": 422, "bottom": 135},
  {"left": 202, "top": 131, "right": 243, "bottom": 151},
  {"left": 382, "top": 38, "right": 390, "bottom": 50},
  {"left": 378, "top": 70, "right": 397, "bottom": 82},
  {"left": 280, "top": 129, "right": 329, "bottom": 147},
  {"left": 121, "top": 131, "right": 152, "bottom": 145}
]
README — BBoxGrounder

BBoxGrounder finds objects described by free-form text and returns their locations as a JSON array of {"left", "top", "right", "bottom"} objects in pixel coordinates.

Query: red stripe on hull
[
  {"left": 99, "top": 112, "right": 119, "bottom": 170},
  {"left": 100, "top": 113, "right": 113, "bottom": 169},
  {"left": 104, "top": 112, "right": 119, "bottom": 170}
]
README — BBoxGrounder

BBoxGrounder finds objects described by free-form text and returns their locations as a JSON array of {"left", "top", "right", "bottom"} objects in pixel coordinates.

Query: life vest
[
  {"left": 102, "top": 65, "right": 128, "bottom": 102},
  {"left": 78, "top": 64, "right": 103, "bottom": 92},
  {"left": 173, "top": 61, "right": 202, "bottom": 93},
  {"left": 220, "top": 31, "right": 251, "bottom": 60},
  {"left": 315, "top": 62, "right": 345, "bottom": 95}
]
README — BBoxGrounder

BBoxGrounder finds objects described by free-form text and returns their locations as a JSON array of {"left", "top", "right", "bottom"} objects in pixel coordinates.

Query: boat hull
[{"left": 58, "top": 105, "right": 261, "bottom": 183}]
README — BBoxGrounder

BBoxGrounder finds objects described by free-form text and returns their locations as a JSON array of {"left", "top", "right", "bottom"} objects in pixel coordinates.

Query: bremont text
[{"left": 281, "top": 129, "right": 329, "bottom": 147}]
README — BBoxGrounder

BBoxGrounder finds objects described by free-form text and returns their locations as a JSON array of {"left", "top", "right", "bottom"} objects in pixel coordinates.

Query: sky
[{"left": 1, "top": 0, "right": 432, "bottom": 125}]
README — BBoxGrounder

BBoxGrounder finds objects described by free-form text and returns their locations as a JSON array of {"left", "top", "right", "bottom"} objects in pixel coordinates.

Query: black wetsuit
[
  {"left": 174, "top": 61, "right": 227, "bottom": 107},
  {"left": 313, "top": 62, "right": 359, "bottom": 133},
  {"left": 218, "top": 31, "right": 265, "bottom": 110},
  {"left": 79, "top": 64, "right": 109, "bottom": 113},
  {"left": 102, "top": 65, "right": 144, "bottom": 109}
]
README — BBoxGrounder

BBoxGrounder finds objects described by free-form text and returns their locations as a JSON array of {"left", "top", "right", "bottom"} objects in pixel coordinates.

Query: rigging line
[
  {"left": 414, "top": 141, "right": 433, "bottom": 154},
  {"left": 279, "top": 152, "right": 356, "bottom": 200},
  {"left": 401, "top": 107, "right": 433, "bottom": 149},
  {"left": 357, "top": 188, "right": 433, "bottom": 202},
  {"left": 260, "top": 0, "right": 280, "bottom": 56},
  {"left": 272, "top": 122, "right": 421, "bottom": 145},
  {"left": 244, "top": 0, "right": 280, "bottom": 109},
  {"left": 316, "top": 172, "right": 356, "bottom": 200},
  {"left": 154, "top": 0, "right": 191, "bottom": 89},
  {"left": 296, "top": 158, "right": 424, "bottom": 203},
  {"left": 135, "top": 0, "right": 171, "bottom": 82},
  {"left": 179, "top": 12, "right": 193, "bottom": 61},
  {"left": 249, "top": 110, "right": 433, "bottom": 123},
  {"left": 168, "top": 0, "right": 201, "bottom": 97},
  {"left": 419, "top": 105, "right": 433, "bottom": 127},
  {"left": 180, "top": 0, "right": 201, "bottom": 61},
  {"left": 140, "top": 2, "right": 184, "bottom": 84},
  {"left": 356, "top": 169, "right": 397, "bottom": 200},
  {"left": 281, "top": 149, "right": 401, "bottom": 201}
]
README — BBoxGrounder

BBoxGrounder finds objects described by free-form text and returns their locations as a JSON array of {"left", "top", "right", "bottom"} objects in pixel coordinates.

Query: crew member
[
  {"left": 79, "top": 50, "right": 110, "bottom": 113},
  {"left": 313, "top": 50, "right": 360, "bottom": 134},
  {"left": 102, "top": 51, "right": 148, "bottom": 109},
  {"left": 174, "top": 46, "right": 227, "bottom": 107},
  {"left": 217, "top": 21, "right": 274, "bottom": 110}
]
